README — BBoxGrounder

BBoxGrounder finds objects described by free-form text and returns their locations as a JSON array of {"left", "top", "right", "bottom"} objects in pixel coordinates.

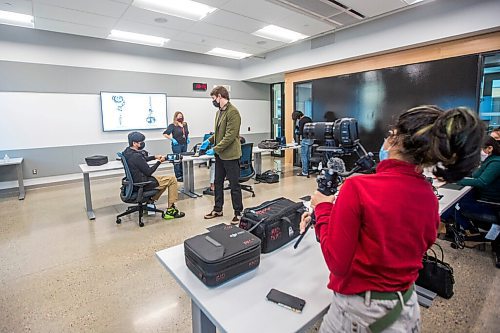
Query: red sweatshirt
[{"left": 314, "top": 159, "right": 439, "bottom": 294}]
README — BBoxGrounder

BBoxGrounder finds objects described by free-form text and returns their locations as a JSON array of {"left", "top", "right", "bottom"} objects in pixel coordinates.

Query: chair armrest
[{"left": 133, "top": 181, "right": 153, "bottom": 187}]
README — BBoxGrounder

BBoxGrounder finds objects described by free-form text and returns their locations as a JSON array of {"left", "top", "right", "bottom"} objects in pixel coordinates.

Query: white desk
[
  {"left": 0, "top": 157, "right": 25, "bottom": 200},
  {"left": 253, "top": 144, "right": 300, "bottom": 175},
  {"left": 79, "top": 160, "right": 173, "bottom": 220},
  {"left": 156, "top": 234, "right": 330, "bottom": 333},
  {"left": 437, "top": 185, "right": 471, "bottom": 215}
]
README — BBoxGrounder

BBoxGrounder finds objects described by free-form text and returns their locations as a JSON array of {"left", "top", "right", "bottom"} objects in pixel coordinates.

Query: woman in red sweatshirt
[{"left": 301, "top": 106, "right": 483, "bottom": 333}]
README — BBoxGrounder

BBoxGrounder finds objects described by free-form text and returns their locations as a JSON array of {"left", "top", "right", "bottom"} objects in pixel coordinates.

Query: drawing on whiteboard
[
  {"left": 146, "top": 96, "right": 156, "bottom": 124},
  {"left": 112, "top": 95, "right": 125, "bottom": 126}
]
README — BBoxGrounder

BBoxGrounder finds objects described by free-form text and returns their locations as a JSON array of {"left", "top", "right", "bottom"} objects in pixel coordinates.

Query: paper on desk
[{"left": 485, "top": 224, "right": 500, "bottom": 241}]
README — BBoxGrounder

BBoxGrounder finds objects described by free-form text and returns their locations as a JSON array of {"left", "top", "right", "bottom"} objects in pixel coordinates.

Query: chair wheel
[
  {"left": 252, "top": 194, "right": 256, "bottom": 197},
  {"left": 161, "top": 212, "right": 166, "bottom": 219},
  {"left": 139, "top": 222, "right": 144, "bottom": 227},
  {"left": 116, "top": 218, "right": 121, "bottom": 224}
]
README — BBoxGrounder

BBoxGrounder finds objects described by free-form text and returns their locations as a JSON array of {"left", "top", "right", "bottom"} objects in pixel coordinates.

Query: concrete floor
[{"left": 0, "top": 158, "right": 499, "bottom": 333}]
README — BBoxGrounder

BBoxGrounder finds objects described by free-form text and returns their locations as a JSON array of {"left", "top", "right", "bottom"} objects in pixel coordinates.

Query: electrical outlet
[
  {"left": 248, "top": 126, "right": 251, "bottom": 131},
  {"left": 32, "top": 169, "right": 37, "bottom": 175}
]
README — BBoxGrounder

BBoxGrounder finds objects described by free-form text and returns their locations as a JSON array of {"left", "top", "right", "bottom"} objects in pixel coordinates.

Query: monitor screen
[{"left": 100, "top": 92, "right": 167, "bottom": 131}]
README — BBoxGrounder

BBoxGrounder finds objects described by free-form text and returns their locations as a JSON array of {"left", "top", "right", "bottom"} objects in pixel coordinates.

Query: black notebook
[{"left": 441, "top": 183, "right": 464, "bottom": 191}]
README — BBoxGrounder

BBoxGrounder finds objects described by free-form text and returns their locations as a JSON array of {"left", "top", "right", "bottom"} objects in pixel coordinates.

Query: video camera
[{"left": 294, "top": 118, "right": 376, "bottom": 249}]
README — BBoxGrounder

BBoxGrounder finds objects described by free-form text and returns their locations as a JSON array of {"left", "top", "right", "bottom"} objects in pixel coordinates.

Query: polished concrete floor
[{"left": 0, "top": 158, "right": 499, "bottom": 333}]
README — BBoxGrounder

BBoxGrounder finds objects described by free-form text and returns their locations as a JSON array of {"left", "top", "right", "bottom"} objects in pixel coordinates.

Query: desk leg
[
  {"left": 254, "top": 152, "right": 262, "bottom": 175},
  {"left": 16, "top": 163, "right": 25, "bottom": 200},
  {"left": 191, "top": 300, "right": 215, "bottom": 333},
  {"left": 83, "top": 172, "right": 95, "bottom": 220},
  {"left": 181, "top": 160, "right": 201, "bottom": 198}
]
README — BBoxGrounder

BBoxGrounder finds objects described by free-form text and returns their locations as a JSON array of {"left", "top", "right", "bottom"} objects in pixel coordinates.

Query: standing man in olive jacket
[{"left": 203, "top": 86, "right": 243, "bottom": 224}]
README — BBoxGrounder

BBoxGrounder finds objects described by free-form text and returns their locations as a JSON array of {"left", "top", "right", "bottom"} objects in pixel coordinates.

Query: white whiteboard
[{"left": 0, "top": 92, "right": 270, "bottom": 150}]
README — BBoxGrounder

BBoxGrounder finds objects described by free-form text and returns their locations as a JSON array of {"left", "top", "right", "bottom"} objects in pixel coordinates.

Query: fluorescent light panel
[
  {"left": 133, "top": 0, "right": 217, "bottom": 21},
  {"left": 0, "top": 10, "right": 34, "bottom": 28},
  {"left": 108, "top": 30, "right": 169, "bottom": 47},
  {"left": 252, "top": 25, "right": 308, "bottom": 43},
  {"left": 206, "top": 48, "right": 252, "bottom": 60}
]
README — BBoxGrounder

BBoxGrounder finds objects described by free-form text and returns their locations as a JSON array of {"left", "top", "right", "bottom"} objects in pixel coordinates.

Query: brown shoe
[
  {"left": 204, "top": 210, "right": 223, "bottom": 219},
  {"left": 231, "top": 215, "right": 240, "bottom": 225}
]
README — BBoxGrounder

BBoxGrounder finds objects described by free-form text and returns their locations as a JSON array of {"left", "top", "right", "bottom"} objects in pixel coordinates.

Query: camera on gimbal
[{"left": 302, "top": 118, "right": 375, "bottom": 196}]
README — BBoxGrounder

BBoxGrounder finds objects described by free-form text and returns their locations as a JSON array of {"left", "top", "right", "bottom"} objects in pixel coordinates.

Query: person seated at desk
[
  {"left": 123, "top": 131, "right": 185, "bottom": 220},
  {"left": 301, "top": 106, "right": 482, "bottom": 333}
]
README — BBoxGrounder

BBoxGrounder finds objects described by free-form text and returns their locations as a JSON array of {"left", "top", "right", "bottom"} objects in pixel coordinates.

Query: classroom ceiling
[{"left": 0, "top": 0, "right": 431, "bottom": 58}]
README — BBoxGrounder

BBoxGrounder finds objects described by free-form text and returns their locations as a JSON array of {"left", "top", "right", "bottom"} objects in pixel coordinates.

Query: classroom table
[
  {"left": 156, "top": 184, "right": 472, "bottom": 333},
  {"left": 253, "top": 144, "right": 300, "bottom": 175},
  {"left": 79, "top": 160, "right": 173, "bottom": 220},
  {"left": 156, "top": 232, "right": 330, "bottom": 333},
  {"left": 0, "top": 157, "right": 25, "bottom": 200}
]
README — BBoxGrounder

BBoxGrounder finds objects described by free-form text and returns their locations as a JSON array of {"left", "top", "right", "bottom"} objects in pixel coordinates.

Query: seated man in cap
[{"left": 122, "top": 131, "right": 185, "bottom": 219}]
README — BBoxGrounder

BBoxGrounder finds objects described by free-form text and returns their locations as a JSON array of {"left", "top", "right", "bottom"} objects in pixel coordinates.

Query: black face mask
[
  {"left": 177, "top": 118, "right": 184, "bottom": 122},
  {"left": 138, "top": 142, "right": 145, "bottom": 150},
  {"left": 212, "top": 99, "right": 220, "bottom": 108}
]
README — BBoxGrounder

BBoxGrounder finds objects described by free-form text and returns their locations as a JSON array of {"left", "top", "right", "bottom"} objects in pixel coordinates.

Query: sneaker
[
  {"left": 163, "top": 205, "right": 185, "bottom": 219},
  {"left": 176, "top": 177, "right": 184, "bottom": 183},
  {"left": 204, "top": 210, "right": 223, "bottom": 219},
  {"left": 296, "top": 173, "right": 308, "bottom": 177},
  {"left": 231, "top": 215, "right": 240, "bottom": 225},
  {"left": 203, "top": 188, "right": 214, "bottom": 196}
]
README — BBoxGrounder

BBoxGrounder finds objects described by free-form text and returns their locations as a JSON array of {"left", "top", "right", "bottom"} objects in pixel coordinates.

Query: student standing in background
[
  {"left": 163, "top": 111, "right": 190, "bottom": 182},
  {"left": 292, "top": 111, "right": 313, "bottom": 176}
]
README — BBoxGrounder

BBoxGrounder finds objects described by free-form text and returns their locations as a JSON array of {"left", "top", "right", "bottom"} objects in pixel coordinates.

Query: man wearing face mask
[
  {"left": 122, "top": 131, "right": 185, "bottom": 219},
  {"left": 203, "top": 86, "right": 243, "bottom": 224}
]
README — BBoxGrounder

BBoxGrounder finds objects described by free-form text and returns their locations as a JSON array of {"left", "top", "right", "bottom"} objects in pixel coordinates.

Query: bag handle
[
  {"left": 430, "top": 243, "right": 445, "bottom": 262},
  {"left": 247, "top": 217, "right": 267, "bottom": 233}
]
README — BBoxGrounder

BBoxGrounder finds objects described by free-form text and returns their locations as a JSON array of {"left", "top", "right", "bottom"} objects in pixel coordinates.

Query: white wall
[{"left": 0, "top": 92, "right": 270, "bottom": 151}]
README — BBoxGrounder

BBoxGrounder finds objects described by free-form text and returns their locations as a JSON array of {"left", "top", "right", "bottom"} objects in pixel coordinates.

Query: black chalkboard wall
[{"left": 312, "top": 55, "right": 479, "bottom": 153}]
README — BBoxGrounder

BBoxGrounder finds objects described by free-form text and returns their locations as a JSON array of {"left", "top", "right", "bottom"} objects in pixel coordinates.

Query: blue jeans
[
  {"left": 300, "top": 139, "right": 314, "bottom": 175},
  {"left": 172, "top": 143, "right": 187, "bottom": 179},
  {"left": 441, "top": 191, "right": 497, "bottom": 230}
]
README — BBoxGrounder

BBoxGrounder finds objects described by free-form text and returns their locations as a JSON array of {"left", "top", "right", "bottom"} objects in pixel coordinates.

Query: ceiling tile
[
  {"left": 193, "top": 0, "right": 232, "bottom": 7},
  {"left": 113, "top": 19, "right": 178, "bottom": 39},
  {"left": 223, "top": 0, "right": 294, "bottom": 24},
  {"left": 33, "top": 2, "right": 118, "bottom": 28},
  {"left": 120, "top": 6, "right": 196, "bottom": 31},
  {"left": 202, "top": 9, "right": 266, "bottom": 33},
  {"left": 0, "top": 0, "right": 33, "bottom": 15},
  {"left": 33, "top": 0, "right": 129, "bottom": 18},
  {"left": 274, "top": 11, "right": 336, "bottom": 36},
  {"left": 165, "top": 39, "right": 212, "bottom": 54},
  {"left": 338, "top": 0, "right": 406, "bottom": 17},
  {"left": 286, "top": 0, "right": 342, "bottom": 17},
  {"left": 34, "top": 17, "right": 110, "bottom": 38}
]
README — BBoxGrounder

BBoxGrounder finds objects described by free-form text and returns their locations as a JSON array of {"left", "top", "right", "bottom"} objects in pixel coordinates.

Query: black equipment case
[
  {"left": 184, "top": 224, "right": 261, "bottom": 287},
  {"left": 255, "top": 170, "right": 279, "bottom": 183},
  {"left": 239, "top": 197, "right": 306, "bottom": 253},
  {"left": 85, "top": 155, "right": 108, "bottom": 166}
]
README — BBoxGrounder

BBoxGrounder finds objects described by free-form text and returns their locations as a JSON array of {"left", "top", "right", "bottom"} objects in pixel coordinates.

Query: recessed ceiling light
[
  {"left": 0, "top": 9, "right": 33, "bottom": 28},
  {"left": 133, "top": 0, "right": 217, "bottom": 21},
  {"left": 154, "top": 17, "right": 168, "bottom": 23},
  {"left": 107, "top": 30, "right": 169, "bottom": 47},
  {"left": 205, "top": 48, "right": 252, "bottom": 60},
  {"left": 252, "top": 25, "right": 308, "bottom": 43}
]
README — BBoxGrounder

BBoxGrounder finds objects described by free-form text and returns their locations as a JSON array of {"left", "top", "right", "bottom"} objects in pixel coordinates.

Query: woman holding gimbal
[{"left": 301, "top": 106, "right": 483, "bottom": 332}]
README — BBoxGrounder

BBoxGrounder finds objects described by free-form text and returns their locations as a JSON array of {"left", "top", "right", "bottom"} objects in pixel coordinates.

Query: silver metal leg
[
  {"left": 83, "top": 172, "right": 95, "bottom": 220},
  {"left": 253, "top": 152, "right": 262, "bottom": 175},
  {"left": 181, "top": 160, "right": 201, "bottom": 198},
  {"left": 16, "top": 163, "right": 25, "bottom": 200},
  {"left": 191, "top": 300, "right": 216, "bottom": 333}
]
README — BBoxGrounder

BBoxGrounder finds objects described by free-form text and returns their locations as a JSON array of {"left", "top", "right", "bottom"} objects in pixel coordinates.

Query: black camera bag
[
  {"left": 85, "top": 155, "right": 108, "bottom": 166},
  {"left": 239, "top": 197, "right": 306, "bottom": 253},
  {"left": 257, "top": 139, "right": 280, "bottom": 150},
  {"left": 184, "top": 224, "right": 261, "bottom": 287},
  {"left": 255, "top": 170, "right": 279, "bottom": 183}
]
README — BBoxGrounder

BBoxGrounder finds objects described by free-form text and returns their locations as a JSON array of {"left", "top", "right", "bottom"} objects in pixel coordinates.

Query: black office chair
[
  {"left": 224, "top": 143, "right": 256, "bottom": 197},
  {"left": 116, "top": 152, "right": 165, "bottom": 227},
  {"left": 308, "top": 144, "right": 322, "bottom": 177}
]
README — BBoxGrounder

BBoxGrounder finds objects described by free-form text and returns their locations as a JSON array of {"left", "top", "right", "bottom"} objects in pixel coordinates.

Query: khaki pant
[
  {"left": 319, "top": 291, "right": 420, "bottom": 333},
  {"left": 152, "top": 175, "right": 178, "bottom": 206}
]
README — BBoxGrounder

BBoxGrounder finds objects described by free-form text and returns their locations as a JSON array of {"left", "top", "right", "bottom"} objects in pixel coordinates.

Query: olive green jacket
[{"left": 208, "top": 102, "right": 242, "bottom": 160}]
